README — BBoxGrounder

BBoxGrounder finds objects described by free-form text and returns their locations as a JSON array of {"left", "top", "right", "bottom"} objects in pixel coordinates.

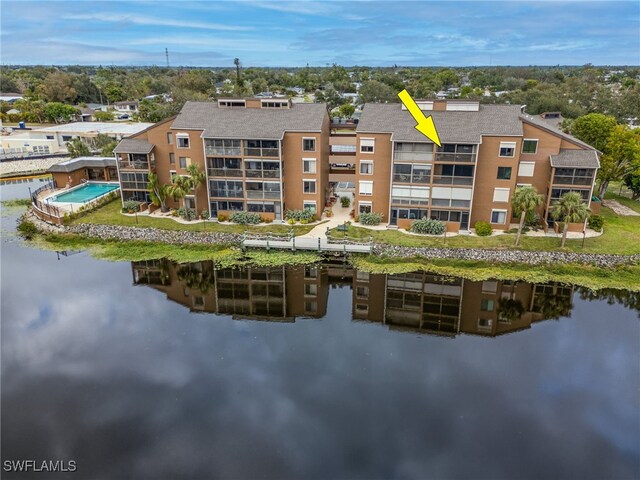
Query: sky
[{"left": 1, "top": 0, "right": 639, "bottom": 67}]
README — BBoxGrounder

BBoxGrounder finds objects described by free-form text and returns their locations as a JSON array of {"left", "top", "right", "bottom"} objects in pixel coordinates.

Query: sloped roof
[
  {"left": 356, "top": 103, "right": 524, "bottom": 143},
  {"left": 171, "top": 101, "right": 327, "bottom": 139},
  {"left": 550, "top": 149, "right": 600, "bottom": 169},
  {"left": 48, "top": 156, "right": 116, "bottom": 173},
  {"left": 519, "top": 113, "right": 596, "bottom": 151},
  {"left": 113, "top": 138, "right": 155, "bottom": 154}
]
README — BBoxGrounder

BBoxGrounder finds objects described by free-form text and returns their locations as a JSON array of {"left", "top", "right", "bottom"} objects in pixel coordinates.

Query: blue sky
[{"left": 1, "top": 1, "right": 639, "bottom": 66}]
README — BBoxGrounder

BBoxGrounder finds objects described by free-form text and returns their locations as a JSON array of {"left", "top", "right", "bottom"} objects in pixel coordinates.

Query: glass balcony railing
[
  {"left": 205, "top": 146, "right": 242, "bottom": 156},
  {"left": 393, "top": 152, "right": 433, "bottom": 162},
  {"left": 210, "top": 190, "right": 244, "bottom": 198},
  {"left": 244, "top": 148, "right": 279, "bottom": 157},
  {"left": 246, "top": 190, "right": 281, "bottom": 199},
  {"left": 245, "top": 169, "right": 281, "bottom": 178},
  {"left": 392, "top": 174, "right": 431, "bottom": 184},
  {"left": 432, "top": 175, "right": 473, "bottom": 185},
  {"left": 207, "top": 168, "right": 243, "bottom": 177},
  {"left": 434, "top": 152, "right": 475, "bottom": 163}
]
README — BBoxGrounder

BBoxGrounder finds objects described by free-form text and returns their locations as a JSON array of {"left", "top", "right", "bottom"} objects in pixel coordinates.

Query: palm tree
[
  {"left": 511, "top": 186, "right": 544, "bottom": 246},
  {"left": 234, "top": 58, "right": 241, "bottom": 85},
  {"left": 168, "top": 174, "right": 193, "bottom": 219},
  {"left": 147, "top": 172, "right": 170, "bottom": 212},
  {"left": 186, "top": 164, "right": 206, "bottom": 214},
  {"left": 551, "top": 192, "right": 590, "bottom": 247}
]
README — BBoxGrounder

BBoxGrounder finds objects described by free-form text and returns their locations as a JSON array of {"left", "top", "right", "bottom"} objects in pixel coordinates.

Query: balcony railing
[
  {"left": 245, "top": 169, "right": 281, "bottom": 178},
  {"left": 434, "top": 152, "right": 475, "bottom": 163},
  {"left": 246, "top": 190, "right": 281, "bottom": 199},
  {"left": 208, "top": 168, "right": 243, "bottom": 177},
  {"left": 394, "top": 152, "right": 433, "bottom": 162},
  {"left": 121, "top": 182, "right": 149, "bottom": 190},
  {"left": 393, "top": 174, "right": 431, "bottom": 184},
  {"left": 552, "top": 176, "right": 593, "bottom": 186},
  {"left": 244, "top": 147, "right": 279, "bottom": 157},
  {"left": 391, "top": 198, "right": 429, "bottom": 206},
  {"left": 210, "top": 190, "right": 244, "bottom": 198},
  {"left": 205, "top": 146, "right": 241, "bottom": 156},
  {"left": 432, "top": 175, "right": 473, "bottom": 186},
  {"left": 118, "top": 160, "right": 152, "bottom": 170}
]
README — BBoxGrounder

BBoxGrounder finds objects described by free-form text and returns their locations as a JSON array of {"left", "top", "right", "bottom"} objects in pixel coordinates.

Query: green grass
[
  {"left": 351, "top": 255, "right": 640, "bottom": 291},
  {"left": 72, "top": 200, "right": 318, "bottom": 236},
  {"left": 328, "top": 206, "right": 640, "bottom": 255},
  {"left": 2, "top": 198, "right": 31, "bottom": 207}
]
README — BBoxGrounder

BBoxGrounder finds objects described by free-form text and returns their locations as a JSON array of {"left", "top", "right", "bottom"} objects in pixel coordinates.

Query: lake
[{"left": 2, "top": 180, "right": 639, "bottom": 480}]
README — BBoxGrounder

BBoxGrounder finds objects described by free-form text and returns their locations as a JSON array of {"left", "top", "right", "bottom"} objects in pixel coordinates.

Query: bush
[
  {"left": 178, "top": 207, "right": 197, "bottom": 221},
  {"left": 410, "top": 218, "right": 445, "bottom": 235},
  {"left": 475, "top": 221, "right": 493, "bottom": 236},
  {"left": 287, "top": 218, "right": 295, "bottom": 225},
  {"left": 359, "top": 211, "right": 383, "bottom": 226},
  {"left": 285, "top": 209, "right": 316, "bottom": 223},
  {"left": 122, "top": 200, "right": 141, "bottom": 213},
  {"left": 340, "top": 196, "right": 351, "bottom": 208},
  {"left": 230, "top": 211, "right": 261, "bottom": 225},
  {"left": 200, "top": 210, "right": 209, "bottom": 220},
  {"left": 17, "top": 215, "right": 38, "bottom": 239},
  {"left": 588, "top": 214, "right": 604, "bottom": 232},
  {"left": 217, "top": 214, "right": 227, "bottom": 222},
  {"left": 524, "top": 210, "right": 540, "bottom": 227}
]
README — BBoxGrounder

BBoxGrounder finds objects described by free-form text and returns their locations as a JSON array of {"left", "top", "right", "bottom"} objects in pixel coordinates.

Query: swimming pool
[{"left": 49, "top": 182, "right": 120, "bottom": 204}]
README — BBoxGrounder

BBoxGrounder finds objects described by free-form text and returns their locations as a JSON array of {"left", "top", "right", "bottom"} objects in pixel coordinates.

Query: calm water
[{"left": 2, "top": 180, "right": 639, "bottom": 480}]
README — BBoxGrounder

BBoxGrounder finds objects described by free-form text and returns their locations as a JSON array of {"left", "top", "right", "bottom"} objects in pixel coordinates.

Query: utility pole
[{"left": 165, "top": 48, "right": 170, "bottom": 68}]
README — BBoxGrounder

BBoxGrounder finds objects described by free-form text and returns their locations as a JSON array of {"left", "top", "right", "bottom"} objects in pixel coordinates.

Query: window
[
  {"left": 478, "top": 318, "right": 493, "bottom": 329},
  {"left": 359, "top": 181, "right": 373, "bottom": 196},
  {"left": 62, "top": 135, "right": 73, "bottom": 142},
  {"left": 493, "top": 188, "right": 510, "bottom": 203},
  {"left": 305, "top": 301, "right": 317, "bottom": 313},
  {"left": 169, "top": 153, "right": 175, "bottom": 164},
  {"left": 356, "top": 270, "right": 370, "bottom": 282},
  {"left": 167, "top": 132, "right": 173, "bottom": 144},
  {"left": 177, "top": 135, "right": 190, "bottom": 148},
  {"left": 46, "top": 135, "right": 54, "bottom": 140},
  {"left": 360, "top": 161, "right": 373, "bottom": 175},
  {"left": 305, "top": 284, "right": 318, "bottom": 296},
  {"left": 497, "top": 167, "right": 512, "bottom": 180},
  {"left": 359, "top": 201, "right": 372, "bottom": 214},
  {"left": 482, "top": 281, "right": 498, "bottom": 293},
  {"left": 179, "top": 157, "right": 188, "bottom": 169},
  {"left": 303, "top": 180, "right": 316, "bottom": 194},
  {"left": 303, "top": 158, "right": 316, "bottom": 174},
  {"left": 303, "top": 138, "right": 316, "bottom": 152},
  {"left": 360, "top": 138, "right": 375, "bottom": 153},
  {"left": 499, "top": 142, "right": 516, "bottom": 157},
  {"left": 303, "top": 201, "right": 317, "bottom": 213},
  {"left": 480, "top": 299, "right": 495, "bottom": 312},
  {"left": 522, "top": 139, "right": 538, "bottom": 154},
  {"left": 356, "top": 286, "right": 369, "bottom": 299},
  {"left": 169, "top": 170, "right": 176, "bottom": 182},
  {"left": 518, "top": 162, "right": 535, "bottom": 177},
  {"left": 491, "top": 210, "right": 507, "bottom": 224},
  {"left": 305, "top": 266, "right": 317, "bottom": 279}
]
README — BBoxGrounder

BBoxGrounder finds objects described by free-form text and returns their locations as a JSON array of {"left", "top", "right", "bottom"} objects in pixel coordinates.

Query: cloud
[{"left": 62, "top": 13, "right": 254, "bottom": 31}]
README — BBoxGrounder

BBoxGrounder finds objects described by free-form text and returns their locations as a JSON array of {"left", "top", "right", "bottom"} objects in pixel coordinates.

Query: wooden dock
[{"left": 242, "top": 236, "right": 373, "bottom": 254}]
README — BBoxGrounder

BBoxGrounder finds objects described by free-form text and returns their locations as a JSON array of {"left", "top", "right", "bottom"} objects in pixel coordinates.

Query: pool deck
[{"left": 41, "top": 181, "right": 120, "bottom": 212}]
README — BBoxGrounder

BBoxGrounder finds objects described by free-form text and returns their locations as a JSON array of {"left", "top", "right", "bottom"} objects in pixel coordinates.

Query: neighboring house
[
  {"left": 86, "top": 103, "right": 109, "bottom": 112},
  {"left": 113, "top": 101, "right": 139, "bottom": 114},
  {"left": 0, "top": 133, "right": 60, "bottom": 156},
  {"left": 538, "top": 111, "right": 565, "bottom": 128},
  {"left": 27, "top": 122, "right": 154, "bottom": 148},
  {"left": 0, "top": 92, "right": 23, "bottom": 103},
  {"left": 76, "top": 107, "right": 96, "bottom": 122},
  {"left": 112, "top": 97, "right": 599, "bottom": 232},
  {"left": 113, "top": 97, "right": 330, "bottom": 217}
]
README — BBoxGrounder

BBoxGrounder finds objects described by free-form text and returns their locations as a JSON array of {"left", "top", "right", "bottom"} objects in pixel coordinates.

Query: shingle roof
[
  {"left": 550, "top": 149, "right": 600, "bottom": 169},
  {"left": 171, "top": 101, "right": 327, "bottom": 139},
  {"left": 519, "top": 113, "right": 596, "bottom": 151},
  {"left": 113, "top": 138, "right": 155, "bottom": 154},
  {"left": 356, "top": 103, "right": 524, "bottom": 143},
  {"left": 48, "top": 156, "right": 116, "bottom": 173}
]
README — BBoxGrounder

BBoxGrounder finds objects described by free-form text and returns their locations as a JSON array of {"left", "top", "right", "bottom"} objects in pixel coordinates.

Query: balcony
[
  {"left": 552, "top": 175, "right": 593, "bottom": 186},
  {"left": 246, "top": 190, "right": 281, "bottom": 199},
  {"left": 244, "top": 147, "right": 279, "bottom": 158},
  {"left": 434, "top": 152, "right": 475, "bottom": 163},
  {"left": 210, "top": 189, "right": 244, "bottom": 198},
  {"left": 394, "top": 152, "right": 433, "bottom": 162},
  {"left": 118, "top": 160, "right": 152, "bottom": 170},
  {"left": 245, "top": 169, "right": 281, "bottom": 179},
  {"left": 392, "top": 173, "right": 431, "bottom": 184},
  {"left": 432, "top": 175, "right": 473, "bottom": 186},
  {"left": 390, "top": 198, "right": 429, "bottom": 206},
  {"left": 205, "top": 146, "right": 242, "bottom": 156},
  {"left": 208, "top": 168, "right": 243, "bottom": 178}
]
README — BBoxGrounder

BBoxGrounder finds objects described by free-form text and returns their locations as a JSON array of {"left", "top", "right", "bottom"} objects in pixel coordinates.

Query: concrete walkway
[
  {"left": 602, "top": 199, "right": 640, "bottom": 216},
  {"left": 301, "top": 199, "right": 353, "bottom": 238}
]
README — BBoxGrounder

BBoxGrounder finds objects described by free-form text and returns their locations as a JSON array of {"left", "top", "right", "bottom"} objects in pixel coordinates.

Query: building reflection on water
[{"left": 131, "top": 259, "right": 583, "bottom": 338}]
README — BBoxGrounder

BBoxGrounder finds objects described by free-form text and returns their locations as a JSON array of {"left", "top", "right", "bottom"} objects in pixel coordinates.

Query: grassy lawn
[
  {"left": 73, "top": 200, "right": 317, "bottom": 236},
  {"left": 329, "top": 205, "right": 640, "bottom": 255}
]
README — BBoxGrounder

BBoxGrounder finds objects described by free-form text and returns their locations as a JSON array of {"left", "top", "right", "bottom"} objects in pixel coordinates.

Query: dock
[{"left": 241, "top": 234, "right": 373, "bottom": 254}]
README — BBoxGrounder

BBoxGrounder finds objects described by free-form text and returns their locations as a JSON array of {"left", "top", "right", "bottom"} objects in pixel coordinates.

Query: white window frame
[
  {"left": 359, "top": 180, "right": 373, "bottom": 196},
  {"left": 518, "top": 161, "right": 536, "bottom": 177},
  {"left": 493, "top": 187, "right": 510, "bottom": 203},
  {"left": 302, "top": 137, "right": 316, "bottom": 152},
  {"left": 303, "top": 157, "right": 317, "bottom": 174},
  {"left": 360, "top": 138, "right": 375, "bottom": 154},
  {"left": 491, "top": 209, "right": 508, "bottom": 224},
  {"left": 358, "top": 201, "right": 372, "bottom": 213},
  {"left": 498, "top": 141, "right": 516, "bottom": 158},
  {"left": 303, "top": 179, "right": 316, "bottom": 194},
  {"left": 359, "top": 160, "right": 374, "bottom": 175},
  {"left": 169, "top": 170, "right": 177, "bottom": 183},
  {"left": 303, "top": 200, "right": 317, "bottom": 213},
  {"left": 521, "top": 138, "right": 538, "bottom": 154},
  {"left": 176, "top": 133, "right": 190, "bottom": 149}
]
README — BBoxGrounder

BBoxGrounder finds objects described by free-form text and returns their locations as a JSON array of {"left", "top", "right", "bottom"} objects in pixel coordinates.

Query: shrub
[
  {"left": 230, "top": 211, "right": 261, "bottom": 225},
  {"left": 178, "top": 207, "right": 197, "bottom": 221},
  {"left": 410, "top": 218, "right": 445, "bottom": 235},
  {"left": 524, "top": 210, "right": 540, "bottom": 227},
  {"left": 171, "top": 210, "right": 179, "bottom": 217},
  {"left": 340, "top": 196, "right": 351, "bottom": 208},
  {"left": 475, "top": 221, "right": 493, "bottom": 236},
  {"left": 217, "top": 214, "right": 227, "bottom": 222},
  {"left": 17, "top": 215, "right": 38, "bottom": 239},
  {"left": 287, "top": 218, "right": 295, "bottom": 225},
  {"left": 200, "top": 210, "right": 209, "bottom": 220},
  {"left": 359, "top": 211, "right": 383, "bottom": 226},
  {"left": 588, "top": 214, "right": 604, "bottom": 232},
  {"left": 285, "top": 209, "right": 316, "bottom": 222},
  {"left": 122, "top": 200, "right": 141, "bottom": 213}
]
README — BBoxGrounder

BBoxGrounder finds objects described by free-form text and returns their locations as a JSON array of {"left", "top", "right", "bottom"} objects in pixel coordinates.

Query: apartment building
[
  {"left": 354, "top": 100, "right": 599, "bottom": 231},
  {"left": 114, "top": 98, "right": 330, "bottom": 220}
]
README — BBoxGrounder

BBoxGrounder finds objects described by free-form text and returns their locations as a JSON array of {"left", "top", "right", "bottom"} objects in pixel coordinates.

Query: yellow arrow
[{"left": 397, "top": 89, "right": 442, "bottom": 147}]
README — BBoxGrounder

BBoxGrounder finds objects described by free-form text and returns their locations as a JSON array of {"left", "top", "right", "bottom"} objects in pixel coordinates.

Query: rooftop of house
[
  {"left": 113, "top": 138, "right": 155, "bottom": 154},
  {"left": 550, "top": 149, "right": 600, "bottom": 169},
  {"left": 32, "top": 122, "right": 154, "bottom": 135},
  {"left": 171, "top": 101, "right": 328, "bottom": 139},
  {"left": 357, "top": 103, "right": 524, "bottom": 143},
  {"left": 48, "top": 156, "right": 116, "bottom": 173},
  {"left": 519, "top": 113, "right": 596, "bottom": 151}
]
